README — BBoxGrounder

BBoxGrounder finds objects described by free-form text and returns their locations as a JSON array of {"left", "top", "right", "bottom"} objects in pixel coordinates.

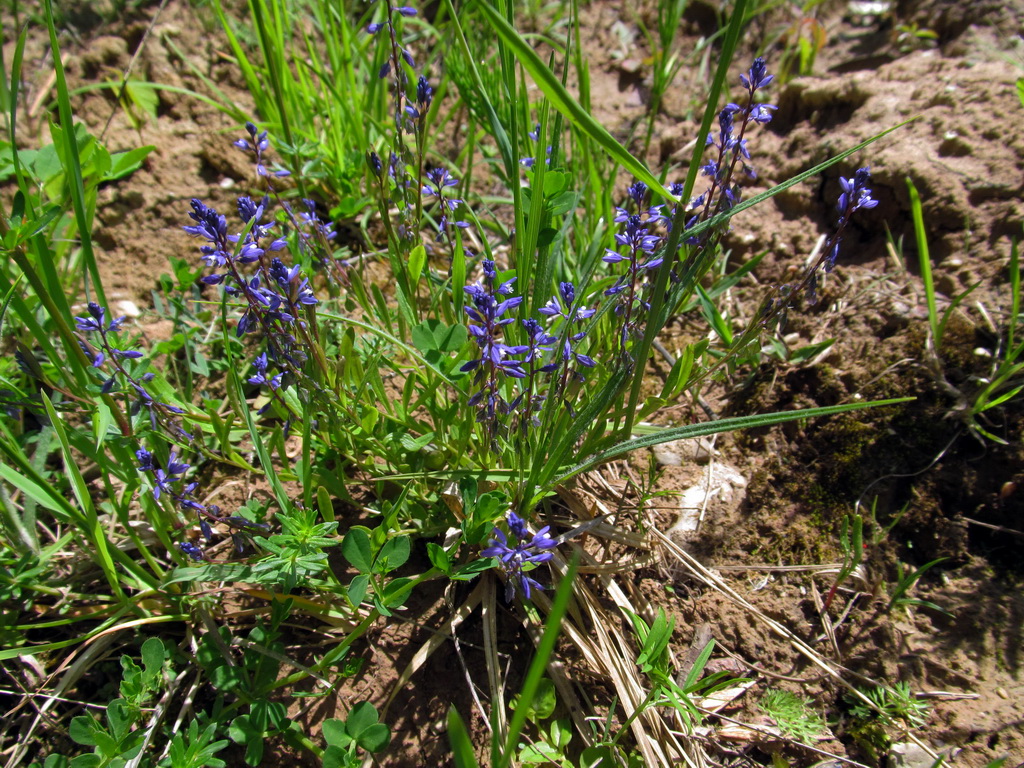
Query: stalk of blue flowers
[
  {"left": 368, "top": 0, "right": 419, "bottom": 241},
  {"left": 481, "top": 510, "right": 558, "bottom": 602},
  {"left": 235, "top": 122, "right": 349, "bottom": 293},
  {"left": 537, "top": 281, "right": 597, "bottom": 412},
  {"left": 461, "top": 259, "right": 528, "bottom": 437},
  {"left": 761, "top": 167, "right": 880, "bottom": 317},
  {"left": 75, "top": 302, "right": 190, "bottom": 439},
  {"left": 185, "top": 199, "right": 299, "bottom": 363},
  {"left": 185, "top": 195, "right": 335, "bottom": 401},
  {"left": 686, "top": 58, "right": 777, "bottom": 249},
  {"left": 422, "top": 166, "right": 470, "bottom": 248},
  {"left": 410, "top": 75, "right": 434, "bottom": 227},
  {"left": 231, "top": 126, "right": 336, "bottom": 380},
  {"left": 603, "top": 184, "right": 665, "bottom": 359},
  {"left": 512, "top": 317, "right": 556, "bottom": 436},
  {"left": 135, "top": 447, "right": 270, "bottom": 562}
]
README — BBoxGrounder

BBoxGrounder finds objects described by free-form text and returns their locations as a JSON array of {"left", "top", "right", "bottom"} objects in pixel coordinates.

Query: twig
[
  {"left": 697, "top": 707, "right": 873, "bottom": 768},
  {"left": 100, "top": 0, "right": 172, "bottom": 141},
  {"left": 962, "top": 517, "right": 1024, "bottom": 538}
]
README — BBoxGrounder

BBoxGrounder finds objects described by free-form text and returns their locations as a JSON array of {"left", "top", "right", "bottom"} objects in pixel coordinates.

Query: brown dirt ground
[{"left": 4, "top": 0, "right": 1024, "bottom": 765}]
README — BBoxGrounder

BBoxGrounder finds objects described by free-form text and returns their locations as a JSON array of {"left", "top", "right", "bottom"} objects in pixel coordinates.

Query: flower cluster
[
  {"left": 763, "top": 167, "right": 879, "bottom": 318},
  {"left": 75, "top": 303, "right": 187, "bottom": 436},
  {"left": 422, "top": 167, "right": 469, "bottom": 243},
  {"left": 462, "top": 260, "right": 527, "bottom": 425},
  {"left": 482, "top": 511, "right": 558, "bottom": 601},
  {"left": 365, "top": 0, "right": 434, "bottom": 247},
  {"left": 521, "top": 123, "right": 553, "bottom": 169},
  {"left": 136, "top": 447, "right": 268, "bottom": 561},
  {"left": 184, "top": 126, "right": 323, "bottom": 387},
  {"left": 601, "top": 181, "right": 669, "bottom": 355},
  {"left": 232, "top": 121, "right": 291, "bottom": 181},
  {"left": 682, "top": 57, "right": 777, "bottom": 245},
  {"left": 809, "top": 167, "right": 879, "bottom": 301},
  {"left": 461, "top": 262, "right": 597, "bottom": 431},
  {"left": 538, "top": 281, "right": 597, "bottom": 381}
]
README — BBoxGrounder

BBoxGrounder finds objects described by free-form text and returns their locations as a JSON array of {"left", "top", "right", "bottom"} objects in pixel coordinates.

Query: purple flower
[
  {"left": 416, "top": 75, "right": 433, "bottom": 109},
  {"left": 75, "top": 302, "right": 127, "bottom": 334},
  {"left": 740, "top": 57, "right": 774, "bottom": 93},
  {"left": 177, "top": 542, "right": 205, "bottom": 562},
  {"left": 424, "top": 167, "right": 469, "bottom": 241},
  {"left": 482, "top": 511, "right": 558, "bottom": 601}
]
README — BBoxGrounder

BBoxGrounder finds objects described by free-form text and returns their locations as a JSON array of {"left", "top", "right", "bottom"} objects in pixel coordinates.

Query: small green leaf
[
  {"left": 411, "top": 318, "right": 468, "bottom": 354},
  {"left": 408, "top": 244, "right": 427, "bottom": 285},
  {"left": 426, "top": 542, "right": 452, "bottom": 574},
  {"left": 375, "top": 536, "right": 410, "bottom": 573},
  {"left": 355, "top": 723, "right": 390, "bottom": 753},
  {"left": 345, "top": 702, "right": 379, "bottom": 737},
  {"left": 400, "top": 432, "right": 435, "bottom": 452},
  {"left": 381, "top": 576, "right": 414, "bottom": 608},
  {"left": 547, "top": 191, "right": 577, "bottom": 217},
  {"left": 322, "top": 745, "right": 350, "bottom": 768},
  {"left": 106, "top": 145, "right": 155, "bottom": 180},
  {"left": 69, "top": 715, "right": 99, "bottom": 746},
  {"left": 342, "top": 528, "right": 373, "bottom": 573},
  {"left": 512, "top": 678, "right": 556, "bottom": 721},
  {"left": 541, "top": 170, "right": 568, "bottom": 197},
  {"left": 322, "top": 718, "right": 351, "bottom": 748},
  {"left": 347, "top": 574, "right": 369, "bottom": 606},
  {"left": 140, "top": 637, "right": 166, "bottom": 683},
  {"left": 106, "top": 699, "right": 133, "bottom": 742}
]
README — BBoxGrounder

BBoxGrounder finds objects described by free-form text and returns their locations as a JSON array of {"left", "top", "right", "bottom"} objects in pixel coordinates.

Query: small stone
[
  {"left": 115, "top": 300, "right": 142, "bottom": 318},
  {"left": 668, "top": 462, "right": 747, "bottom": 539},
  {"left": 653, "top": 437, "right": 716, "bottom": 466},
  {"left": 888, "top": 742, "right": 933, "bottom": 768},
  {"left": 996, "top": 687, "right": 1008, "bottom": 699}
]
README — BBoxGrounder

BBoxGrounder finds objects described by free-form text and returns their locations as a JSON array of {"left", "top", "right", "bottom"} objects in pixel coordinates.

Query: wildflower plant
[{"left": 0, "top": 0, "right": 920, "bottom": 765}]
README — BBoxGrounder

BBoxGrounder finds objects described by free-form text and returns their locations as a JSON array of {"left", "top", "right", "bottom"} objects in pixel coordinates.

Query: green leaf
[
  {"left": 355, "top": 723, "right": 390, "bottom": 753},
  {"left": 400, "top": 432, "right": 435, "bottom": 452},
  {"left": 140, "top": 637, "right": 166, "bottom": 683},
  {"left": 69, "top": 715, "right": 100, "bottom": 746},
  {"left": 512, "top": 678, "right": 556, "bottom": 721},
  {"left": 380, "top": 576, "right": 414, "bottom": 609},
  {"left": 408, "top": 244, "right": 427, "bottom": 285},
  {"left": 322, "top": 718, "right": 351, "bottom": 748},
  {"left": 125, "top": 80, "right": 159, "bottom": 122},
  {"left": 453, "top": 558, "right": 495, "bottom": 581},
  {"left": 541, "top": 170, "right": 568, "bottom": 197},
  {"left": 106, "top": 145, "right": 154, "bottom": 181},
  {"left": 411, "top": 318, "right": 468, "bottom": 354},
  {"left": 375, "top": 536, "right": 410, "bottom": 573},
  {"left": 347, "top": 574, "right": 369, "bottom": 606},
  {"left": 447, "top": 707, "right": 480, "bottom": 768},
  {"left": 548, "top": 398, "right": 914, "bottom": 490},
  {"left": 162, "top": 564, "right": 255, "bottom": 585},
  {"left": 426, "top": 542, "right": 452, "bottom": 574},
  {"left": 790, "top": 338, "right": 835, "bottom": 364},
  {"left": 341, "top": 528, "right": 373, "bottom": 573},
  {"left": 322, "top": 745, "right": 353, "bottom": 768},
  {"left": 105, "top": 699, "right": 132, "bottom": 742}
]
